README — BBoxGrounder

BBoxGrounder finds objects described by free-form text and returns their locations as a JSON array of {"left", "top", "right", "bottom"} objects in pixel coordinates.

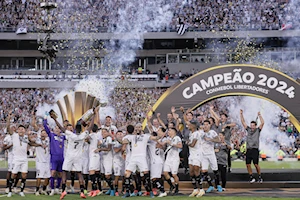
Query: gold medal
[{"left": 134, "top": 144, "right": 137, "bottom": 147}]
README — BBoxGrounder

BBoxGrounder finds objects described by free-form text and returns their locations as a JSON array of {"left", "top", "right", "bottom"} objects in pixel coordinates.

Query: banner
[{"left": 16, "top": 27, "right": 27, "bottom": 35}]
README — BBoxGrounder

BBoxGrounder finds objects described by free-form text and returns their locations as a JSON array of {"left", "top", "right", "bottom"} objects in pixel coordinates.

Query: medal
[{"left": 134, "top": 144, "right": 137, "bottom": 147}]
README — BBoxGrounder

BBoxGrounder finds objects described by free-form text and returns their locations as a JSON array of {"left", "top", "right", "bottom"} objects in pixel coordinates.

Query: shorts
[
  {"left": 8, "top": 157, "right": 13, "bottom": 172},
  {"left": 36, "top": 162, "right": 51, "bottom": 178},
  {"left": 126, "top": 157, "right": 149, "bottom": 173},
  {"left": 188, "top": 156, "right": 201, "bottom": 167},
  {"left": 63, "top": 157, "right": 82, "bottom": 172},
  {"left": 201, "top": 154, "right": 218, "bottom": 171},
  {"left": 246, "top": 148, "right": 259, "bottom": 165},
  {"left": 102, "top": 158, "right": 113, "bottom": 175},
  {"left": 12, "top": 160, "right": 28, "bottom": 174},
  {"left": 81, "top": 158, "right": 89, "bottom": 174},
  {"left": 113, "top": 160, "right": 125, "bottom": 176},
  {"left": 89, "top": 154, "right": 100, "bottom": 171},
  {"left": 150, "top": 162, "right": 163, "bottom": 179},
  {"left": 51, "top": 155, "right": 64, "bottom": 172},
  {"left": 163, "top": 160, "right": 179, "bottom": 174}
]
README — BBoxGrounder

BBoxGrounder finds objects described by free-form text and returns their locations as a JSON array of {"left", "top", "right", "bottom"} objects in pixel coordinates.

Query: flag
[
  {"left": 279, "top": 23, "right": 292, "bottom": 31},
  {"left": 16, "top": 27, "right": 27, "bottom": 34},
  {"left": 177, "top": 24, "right": 188, "bottom": 35}
]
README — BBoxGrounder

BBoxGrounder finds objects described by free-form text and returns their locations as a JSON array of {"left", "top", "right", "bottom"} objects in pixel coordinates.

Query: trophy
[{"left": 49, "top": 109, "right": 58, "bottom": 119}]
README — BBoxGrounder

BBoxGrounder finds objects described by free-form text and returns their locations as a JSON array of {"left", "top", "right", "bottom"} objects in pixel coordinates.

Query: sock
[
  {"left": 191, "top": 176, "right": 197, "bottom": 189},
  {"left": 175, "top": 183, "right": 179, "bottom": 192},
  {"left": 80, "top": 184, "right": 84, "bottom": 193},
  {"left": 56, "top": 177, "right": 62, "bottom": 189},
  {"left": 159, "top": 178, "right": 165, "bottom": 192},
  {"left": 124, "top": 177, "right": 131, "bottom": 193},
  {"left": 6, "top": 179, "right": 9, "bottom": 188},
  {"left": 155, "top": 179, "right": 165, "bottom": 192},
  {"left": 122, "top": 179, "right": 125, "bottom": 192},
  {"left": 50, "top": 177, "right": 55, "bottom": 189},
  {"left": 105, "top": 177, "right": 114, "bottom": 190},
  {"left": 91, "top": 174, "right": 97, "bottom": 191},
  {"left": 258, "top": 174, "right": 262, "bottom": 179},
  {"left": 84, "top": 175, "right": 89, "bottom": 190},
  {"left": 62, "top": 183, "right": 66, "bottom": 192},
  {"left": 71, "top": 172, "right": 75, "bottom": 186},
  {"left": 203, "top": 172, "right": 213, "bottom": 187},
  {"left": 135, "top": 174, "right": 142, "bottom": 191},
  {"left": 143, "top": 173, "right": 151, "bottom": 192},
  {"left": 213, "top": 170, "right": 220, "bottom": 187},
  {"left": 115, "top": 183, "right": 118, "bottom": 193},
  {"left": 96, "top": 174, "right": 102, "bottom": 191},
  {"left": 8, "top": 178, "right": 13, "bottom": 192},
  {"left": 196, "top": 175, "right": 203, "bottom": 189},
  {"left": 20, "top": 178, "right": 26, "bottom": 192},
  {"left": 166, "top": 178, "right": 173, "bottom": 187},
  {"left": 36, "top": 186, "right": 39, "bottom": 192},
  {"left": 43, "top": 185, "right": 47, "bottom": 191},
  {"left": 13, "top": 178, "right": 19, "bottom": 187}
]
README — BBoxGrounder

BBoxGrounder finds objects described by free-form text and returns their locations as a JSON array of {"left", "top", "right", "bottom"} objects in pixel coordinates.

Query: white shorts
[
  {"left": 102, "top": 158, "right": 113, "bottom": 175},
  {"left": 63, "top": 157, "right": 82, "bottom": 172},
  {"left": 163, "top": 160, "right": 179, "bottom": 175},
  {"left": 113, "top": 160, "right": 125, "bottom": 177},
  {"left": 36, "top": 162, "right": 51, "bottom": 178},
  {"left": 8, "top": 157, "right": 13, "bottom": 172},
  {"left": 201, "top": 154, "right": 218, "bottom": 171},
  {"left": 12, "top": 160, "right": 28, "bottom": 174},
  {"left": 126, "top": 157, "right": 149, "bottom": 173},
  {"left": 89, "top": 154, "right": 100, "bottom": 171},
  {"left": 188, "top": 156, "right": 202, "bottom": 167},
  {"left": 82, "top": 158, "right": 89, "bottom": 174},
  {"left": 150, "top": 162, "right": 163, "bottom": 179}
]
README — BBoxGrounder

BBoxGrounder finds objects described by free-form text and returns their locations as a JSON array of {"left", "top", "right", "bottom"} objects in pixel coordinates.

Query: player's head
[
  {"left": 105, "top": 116, "right": 112, "bottom": 125},
  {"left": 167, "top": 113, "right": 173, "bottom": 121},
  {"left": 116, "top": 130, "right": 124, "bottom": 140},
  {"left": 10, "top": 125, "right": 16, "bottom": 133},
  {"left": 127, "top": 125, "right": 135, "bottom": 135},
  {"left": 54, "top": 125, "right": 61, "bottom": 135},
  {"left": 92, "top": 124, "right": 98, "bottom": 133},
  {"left": 188, "top": 120, "right": 198, "bottom": 131},
  {"left": 219, "top": 132, "right": 225, "bottom": 141},
  {"left": 168, "top": 122, "right": 175, "bottom": 129},
  {"left": 41, "top": 129, "right": 48, "bottom": 140},
  {"left": 75, "top": 124, "right": 82, "bottom": 134},
  {"left": 135, "top": 123, "right": 142, "bottom": 135},
  {"left": 152, "top": 118, "right": 159, "bottom": 127},
  {"left": 157, "top": 127, "right": 166, "bottom": 137},
  {"left": 220, "top": 113, "right": 228, "bottom": 122},
  {"left": 203, "top": 120, "right": 211, "bottom": 132},
  {"left": 17, "top": 125, "right": 26, "bottom": 136},
  {"left": 187, "top": 112, "right": 193, "bottom": 121},
  {"left": 250, "top": 121, "right": 257, "bottom": 130},
  {"left": 208, "top": 117, "right": 215, "bottom": 125},
  {"left": 66, "top": 124, "right": 73, "bottom": 132},
  {"left": 101, "top": 128, "right": 109, "bottom": 138},
  {"left": 168, "top": 128, "right": 177, "bottom": 138}
]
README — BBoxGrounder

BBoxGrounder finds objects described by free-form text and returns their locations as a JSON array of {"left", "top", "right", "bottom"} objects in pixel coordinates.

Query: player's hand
[
  {"left": 258, "top": 112, "right": 261, "bottom": 116},
  {"left": 166, "top": 140, "right": 171, "bottom": 145},
  {"left": 204, "top": 137, "right": 210, "bottom": 142},
  {"left": 180, "top": 106, "right": 184, "bottom": 112},
  {"left": 240, "top": 109, "right": 243, "bottom": 114},
  {"left": 94, "top": 149, "right": 100, "bottom": 153},
  {"left": 210, "top": 105, "right": 214, "bottom": 110},
  {"left": 171, "top": 106, "right": 176, "bottom": 113},
  {"left": 157, "top": 113, "right": 161, "bottom": 118}
]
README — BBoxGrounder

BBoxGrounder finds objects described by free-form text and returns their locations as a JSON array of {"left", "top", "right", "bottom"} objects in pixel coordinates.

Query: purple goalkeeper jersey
[{"left": 43, "top": 119, "right": 66, "bottom": 157}]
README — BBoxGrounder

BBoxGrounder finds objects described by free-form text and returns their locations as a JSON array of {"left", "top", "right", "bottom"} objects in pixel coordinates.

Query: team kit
[{"left": 3, "top": 107, "right": 263, "bottom": 199}]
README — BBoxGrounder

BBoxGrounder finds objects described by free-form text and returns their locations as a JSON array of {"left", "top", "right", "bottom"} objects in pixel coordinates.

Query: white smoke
[{"left": 218, "top": 96, "right": 295, "bottom": 158}]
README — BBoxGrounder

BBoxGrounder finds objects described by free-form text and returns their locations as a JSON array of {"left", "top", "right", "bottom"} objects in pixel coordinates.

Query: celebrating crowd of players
[{"left": 2, "top": 105, "right": 264, "bottom": 199}]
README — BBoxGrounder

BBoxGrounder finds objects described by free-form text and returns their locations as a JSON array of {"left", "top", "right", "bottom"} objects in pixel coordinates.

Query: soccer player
[
  {"left": 122, "top": 124, "right": 163, "bottom": 198},
  {"left": 186, "top": 120, "right": 204, "bottom": 197},
  {"left": 163, "top": 128, "right": 183, "bottom": 196},
  {"left": 60, "top": 114, "right": 95, "bottom": 200},
  {"left": 199, "top": 120, "right": 222, "bottom": 194},
  {"left": 94, "top": 128, "right": 115, "bottom": 196},
  {"left": 43, "top": 117, "right": 66, "bottom": 196},
  {"left": 3, "top": 128, "right": 14, "bottom": 194},
  {"left": 34, "top": 130, "right": 51, "bottom": 196},
  {"left": 113, "top": 130, "right": 125, "bottom": 196},
  {"left": 82, "top": 139, "right": 90, "bottom": 194},
  {"left": 240, "top": 110, "right": 264, "bottom": 183}
]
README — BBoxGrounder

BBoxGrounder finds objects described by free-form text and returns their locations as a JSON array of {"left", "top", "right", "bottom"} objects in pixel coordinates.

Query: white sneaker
[
  {"left": 19, "top": 192, "right": 25, "bottom": 197},
  {"left": 35, "top": 191, "right": 40, "bottom": 196},
  {"left": 196, "top": 189, "right": 205, "bottom": 198},
  {"left": 222, "top": 188, "right": 226, "bottom": 191},
  {"left": 41, "top": 190, "right": 48, "bottom": 195},
  {"left": 55, "top": 188, "right": 60, "bottom": 194},
  {"left": 49, "top": 189, "right": 55, "bottom": 196},
  {"left": 70, "top": 185, "right": 75, "bottom": 193},
  {"left": 158, "top": 192, "right": 167, "bottom": 197},
  {"left": 189, "top": 189, "right": 199, "bottom": 197},
  {"left": 13, "top": 187, "right": 17, "bottom": 193},
  {"left": 7, "top": 192, "right": 12, "bottom": 197},
  {"left": 5, "top": 187, "right": 9, "bottom": 194}
]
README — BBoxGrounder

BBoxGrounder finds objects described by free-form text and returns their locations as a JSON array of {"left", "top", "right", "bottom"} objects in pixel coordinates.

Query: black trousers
[
  {"left": 218, "top": 164, "right": 227, "bottom": 188},
  {"left": 227, "top": 151, "right": 231, "bottom": 168}
]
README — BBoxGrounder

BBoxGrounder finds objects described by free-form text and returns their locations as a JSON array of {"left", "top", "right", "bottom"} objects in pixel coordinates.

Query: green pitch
[
  {"left": 1, "top": 161, "right": 300, "bottom": 170},
  {"left": 0, "top": 195, "right": 298, "bottom": 200}
]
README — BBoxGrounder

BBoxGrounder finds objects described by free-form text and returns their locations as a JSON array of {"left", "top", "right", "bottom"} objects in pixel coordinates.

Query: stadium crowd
[{"left": 0, "top": 0, "right": 295, "bottom": 33}]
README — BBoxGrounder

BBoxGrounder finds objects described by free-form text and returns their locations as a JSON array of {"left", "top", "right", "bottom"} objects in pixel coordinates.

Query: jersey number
[
  {"left": 74, "top": 141, "right": 79, "bottom": 149},
  {"left": 155, "top": 148, "right": 160, "bottom": 156}
]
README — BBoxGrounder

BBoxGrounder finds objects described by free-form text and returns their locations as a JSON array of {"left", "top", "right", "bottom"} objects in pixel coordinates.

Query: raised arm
[
  {"left": 146, "top": 114, "right": 154, "bottom": 133},
  {"left": 183, "top": 108, "right": 192, "bottom": 125},
  {"left": 43, "top": 119, "right": 52, "bottom": 136},
  {"left": 156, "top": 113, "right": 167, "bottom": 129},
  {"left": 209, "top": 106, "right": 220, "bottom": 125},
  {"left": 6, "top": 112, "right": 13, "bottom": 135},
  {"left": 31, "top": 111, "right": 39, "bottom": 132},
  {"left": 240, "top": 109, "right": 248, "bottom": 129},
  {"left": 258, "top": 112, "right": 264, "bottom": 130},
  {"left": 94, "top": 106, "right": 101, "bottom": 127}
]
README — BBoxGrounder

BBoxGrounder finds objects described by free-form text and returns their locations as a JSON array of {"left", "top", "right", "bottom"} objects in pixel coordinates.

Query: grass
[
  {"left": 1, "top": 160, "right": 300, "bottom": 170},
  {"left": 0, "top": 195, "right": 298, "bottom": 200}
]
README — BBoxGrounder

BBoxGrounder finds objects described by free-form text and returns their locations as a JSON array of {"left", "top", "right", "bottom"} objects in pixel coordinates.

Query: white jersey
[
  {"left": 82, "top": 141, "right": 89, "bottom": 159},
  {"left": 188, "top": 130, "right": 201, "bottom": 158},
  {"left": 158, "top": 137, "right": 167, "bottom": 162},
  {"left": 147, "top": 140, "right": 163, "bottom": 164},
  {"left": 12, "top": 133, "right": 29, "bottom": 162},
  {"left": 123, "top": 134, "right": 133, "bottom": 162},
  {"left": 88, "top": 132, "right": 101, "bottom": 157},
  {"left": 100, "top": 136, "right": 113, "bottom": 160},
  {"left": 165, "top": 136, "right": 182, "bottom": 162},
  {"left": 3, "top": 134, "right": 13, "bottom": 159},
  {"left": 127, "top": 134, "right": 151, "bottom": 157},
  {"left": 199, "top": 130, "right": 218, "bottom": 155},
  {"left": 35, "top": 137, "right": 50, "bottom": 163},
  {"left": 64, "top": 130, "right": 88, "bottom": 158},
  {"left": 113, "top": 140, "right": 124, "bottom": 163}
]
